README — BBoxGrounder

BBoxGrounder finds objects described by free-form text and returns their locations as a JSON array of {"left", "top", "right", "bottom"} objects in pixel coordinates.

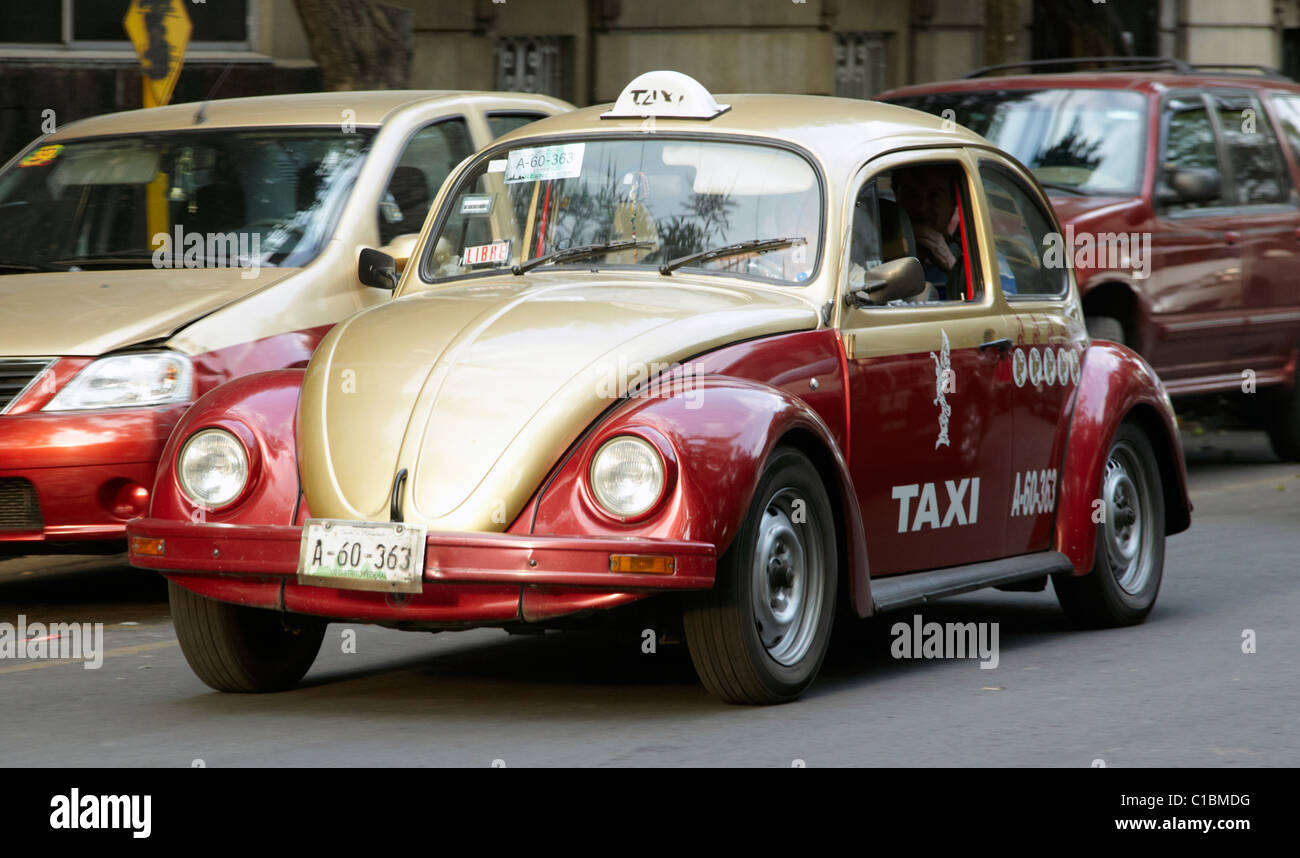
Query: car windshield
[
  {"left": 425, "top": 137, "right": 823, "bottom": 285},
  {"left": 0, "top": 128, "right": 375, "bottom": 272},
  {"left": 889, "top": 88, "right": 1147, "bottom": 195}
]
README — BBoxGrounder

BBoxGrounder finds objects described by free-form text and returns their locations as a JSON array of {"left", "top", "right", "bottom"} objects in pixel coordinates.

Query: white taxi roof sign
[{"left": 601, "top": 71, "right": 731, "bottom": 120}]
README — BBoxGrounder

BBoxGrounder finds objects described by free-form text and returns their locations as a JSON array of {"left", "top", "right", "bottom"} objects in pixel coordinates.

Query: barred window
[
  {"left": 834, "top": 33, "right": 890, "bottom": 100},
  {"left": 495, "top": 36, "right": 571, "bottom": 101}
]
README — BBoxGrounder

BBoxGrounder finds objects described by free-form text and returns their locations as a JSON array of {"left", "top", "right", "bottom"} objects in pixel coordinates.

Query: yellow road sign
[{"left": 124, "top": 0, "right": 193, "bottom": 108}]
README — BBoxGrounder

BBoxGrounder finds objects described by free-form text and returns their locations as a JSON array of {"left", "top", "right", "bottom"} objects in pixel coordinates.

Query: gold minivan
[{"left": 0, "top": 89, "right": 571, "bottom": 555}]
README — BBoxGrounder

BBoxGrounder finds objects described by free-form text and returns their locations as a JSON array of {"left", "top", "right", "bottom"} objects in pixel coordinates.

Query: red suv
[{"left": 880, "top": 58, "right": 1300, "bottom": 460}]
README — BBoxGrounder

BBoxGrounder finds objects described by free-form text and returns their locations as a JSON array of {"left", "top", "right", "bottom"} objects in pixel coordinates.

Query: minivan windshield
[
  {"left": 425, "top": 137, "right": 823, "bottom": 285},
  {"left": 888, "top": 88, "right": 1147, "bottom": 196},
  {"left": 0, "top": 128, "right": 375, "bottom": 273}
]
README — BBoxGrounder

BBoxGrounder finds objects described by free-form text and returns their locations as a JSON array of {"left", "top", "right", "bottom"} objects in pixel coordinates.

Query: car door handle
[
  {"left": 979, "top": 337, "right": 1013, "bottom": 353},
  {"left": 1224, "top": 230, "right": 1240, "bottom": 246}
]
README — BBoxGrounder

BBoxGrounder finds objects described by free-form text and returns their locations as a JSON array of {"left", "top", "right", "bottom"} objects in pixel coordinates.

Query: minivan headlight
[{"left": 44, "top": 352, "right": 193, "bottom": 411}]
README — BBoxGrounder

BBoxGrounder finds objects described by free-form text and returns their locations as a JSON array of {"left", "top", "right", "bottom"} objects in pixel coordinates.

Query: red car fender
[
  {"left": 1055, "top": 342, "right": 1191, "bottom": 574},
  {"left": 524, "top": 376, "right": 874, "bottom": 617},
  {"left": 148, "top": 370, "right": 304, "bottom": 527}
]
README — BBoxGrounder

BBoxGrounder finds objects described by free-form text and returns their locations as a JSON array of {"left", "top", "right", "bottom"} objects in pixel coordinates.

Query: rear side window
[
  {"left": 1213, "top": 92, "right": 1292, "bottom": 205},
  {"left": 487, "top": 113, "right": 548, "bottom": 138},
  {"left": 1267, "top": 94, "right": 1300, "bottom": 174},
  {"left": 379, "top": 118, "right": 474, "bottom": 245},
  {"left": 978, "top": 164, "right": 1067, "bottom": 298},
  {"left": 1161, "top": 99, "right": 1223, "bottom": 211}
]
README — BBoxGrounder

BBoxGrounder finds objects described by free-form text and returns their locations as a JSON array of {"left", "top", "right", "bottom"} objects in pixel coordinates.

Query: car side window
[
  {"left": 978, "top": 164, "right": 1067, "bottom": 298},
  {"left": 1268, "top": 94, "right": 1300, "bottom": 167},
  {"left": 1161, "top": 99, "right": 1223, "bottom": 212},
  {"left": 379, "top": 117, "right": 474, "bottom": 245},
  {"left": 1213, "top": 92, "right": 1292, "bottom": 206},
  {"left": 487, "top": 112, "right": 548, "bottom": 138},
  {"left": 846, "top": 161, "right": 981, "bottom": 305}
]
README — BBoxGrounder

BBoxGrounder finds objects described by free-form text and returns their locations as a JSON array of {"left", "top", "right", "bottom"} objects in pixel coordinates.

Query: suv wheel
[
  {"left": 1266, "top": 365, "right": 1300, "bottom": 462},
  {"left": 1085, "top": 315, "right": 1126, "bottom": 346}
]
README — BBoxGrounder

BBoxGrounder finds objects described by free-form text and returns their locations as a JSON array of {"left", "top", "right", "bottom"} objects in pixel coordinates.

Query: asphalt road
[{"left": 2, "top": 429, "right": 1297, "bottom": 767}]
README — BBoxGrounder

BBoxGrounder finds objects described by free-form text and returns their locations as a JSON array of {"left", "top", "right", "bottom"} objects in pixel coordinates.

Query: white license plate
[{"left": 297, "top": 519, "right": 427, "bottom": 593}]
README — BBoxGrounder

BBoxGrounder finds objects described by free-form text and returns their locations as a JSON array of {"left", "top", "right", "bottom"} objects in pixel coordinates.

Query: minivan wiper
[
  {"left": 0, "top": 259, "right": 66, "bottom": 273},
  {"left": 47, "top": 249, "right": 160, "bottom": 266},
  {"left": 1036, "top": 181, "right": 1092, "bottom": 196},
  {"left": 512, "top": 240, "right": 655, "bottom": 275},
  {"left": 658, "top": 236, "right": 806, "bottom": 275}
]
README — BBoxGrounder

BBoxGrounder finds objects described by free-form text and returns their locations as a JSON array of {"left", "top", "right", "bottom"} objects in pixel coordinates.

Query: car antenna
[{"left": 193, "top": 63, "right": 234, "bottom": 125}]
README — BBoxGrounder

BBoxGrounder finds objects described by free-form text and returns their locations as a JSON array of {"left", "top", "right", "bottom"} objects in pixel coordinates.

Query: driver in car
[{"left": 892, "top": 164, "right": 965, "bottom": 300}]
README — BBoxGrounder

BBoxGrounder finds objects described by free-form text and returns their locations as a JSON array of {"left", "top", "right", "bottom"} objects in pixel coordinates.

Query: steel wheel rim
[
  {"left": 751, "top": 487, "right": 825, "bottom": 666},
  {"left": 1102, "top": 440, "right": 1155, "bottom": 595}
]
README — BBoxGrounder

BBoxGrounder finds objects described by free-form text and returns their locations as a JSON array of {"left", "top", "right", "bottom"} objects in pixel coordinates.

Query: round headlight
[
  {"left": 589, "top": 435, "right": 665, "bottom": 519},
  {"left": 177, "top": 429, "right": 249, "bottom": 509}
]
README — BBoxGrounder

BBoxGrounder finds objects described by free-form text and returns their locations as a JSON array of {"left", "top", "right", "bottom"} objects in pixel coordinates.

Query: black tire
[
  {"left": 1053, "top": 422, "right": 1165, "bottom": 627},
  {"left": 1086, "top": 315, "right": 1126, "bottom": 346},
  {"left": 683, "top": 447, "right": 837, "bottom": 704},
  {"left": 169, "top": 580, "right": 326, "bottom": 692},
  {"left": 1266, "top": 382, "right": 1300, "bottom": 462}
]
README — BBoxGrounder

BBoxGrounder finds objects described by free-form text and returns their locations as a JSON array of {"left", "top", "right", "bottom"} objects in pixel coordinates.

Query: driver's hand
[{"left": 915, "top": 225, "right": 956, "bottom": 271}]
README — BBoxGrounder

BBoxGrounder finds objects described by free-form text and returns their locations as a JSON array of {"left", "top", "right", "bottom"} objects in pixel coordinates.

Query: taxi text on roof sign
[{"left": 601, "top": 70, "right": 731, "bottom": 120}]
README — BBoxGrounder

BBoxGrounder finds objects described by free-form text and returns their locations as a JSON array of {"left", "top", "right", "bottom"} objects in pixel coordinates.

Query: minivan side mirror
[
  {"left": 1158, "top": 166, "right": 1221, "bottom": 206},
  {"left": 846, "top": 256, "right": 928, "bottom": 307},
  {"left": 358, "top": 247, "right": 399, "bottom": 290}
]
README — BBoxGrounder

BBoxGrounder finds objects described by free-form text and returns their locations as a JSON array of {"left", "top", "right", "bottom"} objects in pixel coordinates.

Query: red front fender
[
  {"left": 523, "top": 377, "right": 874, "bottom": 616},
  {"left": 147, "top": 369, "right": 305, "bottom": 527},
  {"left": 1056, "top": 342, "right": 1191, "bottom": 574}
]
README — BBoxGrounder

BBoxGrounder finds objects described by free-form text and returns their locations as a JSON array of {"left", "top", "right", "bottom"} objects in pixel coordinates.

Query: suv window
[
  {"left": 1268, "top": 94, "right": 1300, "bottom": 167},
  {"left": 1161, "top": 98, "right": 1223, "bottom": 211},
  {"left": 1213, "top": 92, "right": 1292, "bottom": 206},
  {"left": 978, "top": 164, "right": 1066, "bottom": 298},
  {"left": 379, "top": 117, "right": 474, "bottom": 245},
  {"left": 848, "top": 161, "right": 980, "bottom": 304}
]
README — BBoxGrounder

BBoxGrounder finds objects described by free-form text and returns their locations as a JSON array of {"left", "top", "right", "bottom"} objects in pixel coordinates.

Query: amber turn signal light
[
  {"left": 609, "top": 554, "right": 674, "bottom": 574},
  {"left": 131, "top": 537, "right": 165, "bottom": 557}
]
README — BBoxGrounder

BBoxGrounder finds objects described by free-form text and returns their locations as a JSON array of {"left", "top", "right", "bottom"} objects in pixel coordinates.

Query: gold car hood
[
  {"left": 298, "top": 275, "right": 820, "bottom": 530},
  {"left": 0, "top": 267, "right": 297, "bottom": 356}
]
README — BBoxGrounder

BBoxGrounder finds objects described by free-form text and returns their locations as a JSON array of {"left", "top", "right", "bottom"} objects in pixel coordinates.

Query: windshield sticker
[
  {"left": 460, "top": 194, "right": 493, "bottom": 216},
  {"left": 505, "top": 143, "right": 585, "bottom": 184},
  {"left": 462, "top": 240, "right": 511, "bottom": 266},
  {"left": 19, "top": 144, "right": 62, "bottom": 168},
  {"left": 487, "top": 159, "right": 507, "bottom": 173}
]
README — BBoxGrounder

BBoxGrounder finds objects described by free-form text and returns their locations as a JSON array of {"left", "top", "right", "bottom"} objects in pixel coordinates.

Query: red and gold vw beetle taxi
[{"left": 128, "top": 72, "right": 1191, "bottom": 704}]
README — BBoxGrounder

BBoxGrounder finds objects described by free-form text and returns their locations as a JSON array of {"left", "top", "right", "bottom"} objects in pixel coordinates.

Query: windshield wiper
[
  {"left": 658, "top": 236, "right": 806, "bottom": 276},
  {"left": 512, "top": 240, "right": 655, "bottom": 275},
  {"left": 1036, "top": 181, "right": 1092, "bottom": 196},
  {"left": 0, "top": 259, "right": 66, "bottom": 273}
]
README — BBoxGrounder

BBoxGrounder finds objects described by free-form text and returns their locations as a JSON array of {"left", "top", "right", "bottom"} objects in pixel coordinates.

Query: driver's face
[{"left": 898, "top": 171, "right": 955, "bottom": 232}]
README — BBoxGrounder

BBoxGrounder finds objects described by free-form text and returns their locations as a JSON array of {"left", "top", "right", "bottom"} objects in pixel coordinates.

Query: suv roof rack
[{"left": 963, "top": 56, "right": 1291, "bottom": 81}]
